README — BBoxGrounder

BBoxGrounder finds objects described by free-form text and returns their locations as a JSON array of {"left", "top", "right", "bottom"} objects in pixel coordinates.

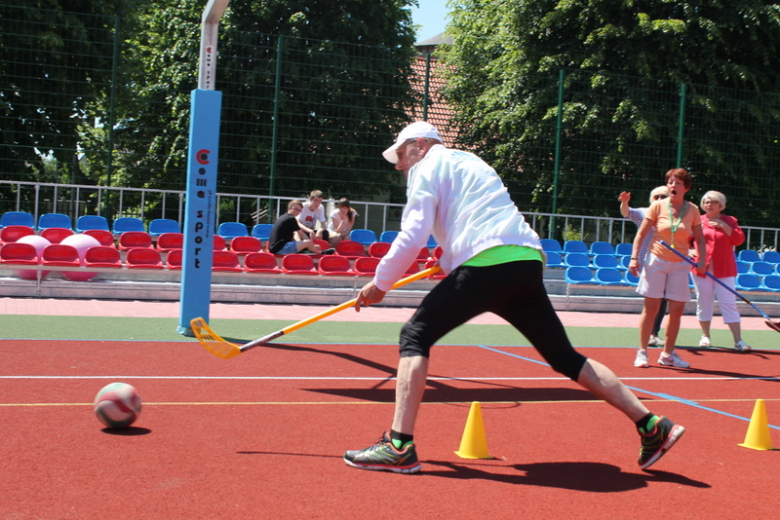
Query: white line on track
[{"left": 2, "top": 375, "right": 779, "bottom": 381}]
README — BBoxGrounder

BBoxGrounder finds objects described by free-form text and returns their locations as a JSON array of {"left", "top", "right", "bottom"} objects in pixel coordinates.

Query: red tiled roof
[{"left": 409, "top": 54, "right": 458, "bottom": 147}]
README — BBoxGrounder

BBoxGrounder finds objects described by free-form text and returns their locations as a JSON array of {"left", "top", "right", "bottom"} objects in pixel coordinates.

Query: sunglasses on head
[{"left": 654, "top": 194, "right": 669, "bottom": 200}]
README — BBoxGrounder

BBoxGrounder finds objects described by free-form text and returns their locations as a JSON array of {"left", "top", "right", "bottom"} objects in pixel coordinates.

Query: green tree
[
  {"left": 113, "top": 0, "right": 419, "bottom": 208},
  {"left": 442, "top": 0, "right": 780, "bottom": 225}
]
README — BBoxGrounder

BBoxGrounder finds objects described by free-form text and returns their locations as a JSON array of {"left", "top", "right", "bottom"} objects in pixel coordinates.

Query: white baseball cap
[{"left": 382, "top": 121, "right": 442, "bottom": 164}]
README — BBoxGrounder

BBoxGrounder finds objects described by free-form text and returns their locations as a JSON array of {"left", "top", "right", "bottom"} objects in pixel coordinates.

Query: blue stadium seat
[
  {"left": 565, "top": 266, "right": 596, "bottom": 285},
  {"left": 590, "top": 241, "right": 615, "bottom": 255},
  {"left": 540, "top": 238, "right": 563, "bottom": 253},
  {"left": 737, "top": 249, "right": 761, "bottom": 263},
  {"left": 37, "top": 213, "right": 73, "bottom": 231},
  {"left": 615, "top": 243, "right": 633, "bottom": 257},
  {"left": 251, "top": 223, "right": 273, "bottom": 241},
  {"left": 564, "top": 252, "right": 591, "bottom": 267},
  {"left": 350, "top": 229, "right": 378, "bottom": 246},
  {"left": 624, "top": 270, "right": 639, "bottom": 286},
  {"left": 112, "top": 217, "right": 146, "bottom": 235},
  {"left": 736, "top": 274, "right": 761, "bottom": 291},
  {"left": 750, "top": 261, "right": 774, "bottom": 276},
  {"left": 736, "top": 261, "right": 749, "bottom": 274},
  {"left": 217, "top": 222, "right": 249, "bottom": 239},
  {"left": 379, "top": 231, "right": 399, "bottom": 243},
  {"left": 595, "top": 267, "right": 630, "bottom": 286},
  {"left": 592, "top": 254, "right": 619, "bottom": 269},
  {"left": 762, "top": 250, "right": 780, "bottom": 264},
  {"left": 1, "top": 211, "right": 35, "bottom": 228},
  {"left": 761, "top": 275, "right": 780, "bottom": 292},
  {"left": 545, "top": 251, "right": 564, "bottom": 268},
  {"left": 149, "top": 218, "right": 181, "bottom": 237},
  {"left": 426, "top": 235, "right": 438, "bottom": 249},
  {"left": 563, "top": 240, "right": 589, "bottom": 254},
  {"left": 76, "top": 215, "right": 109, "bottom": 233}
]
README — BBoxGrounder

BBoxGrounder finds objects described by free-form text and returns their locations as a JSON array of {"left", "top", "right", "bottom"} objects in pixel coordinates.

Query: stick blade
[
  {"left": 765, "top": 319, "right": 780, "bottom": 334},
  {"left": 190, "top": 318, "right": 242, "bottom": 359}
]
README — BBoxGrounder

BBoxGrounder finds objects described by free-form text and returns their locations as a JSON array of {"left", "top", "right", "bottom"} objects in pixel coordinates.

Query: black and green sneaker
[
  {"left": 638, "top": 416, "right": 685, "bottom": 470},
  {"left": 344, "top": 432, "right": 422, "bottom": 474}
]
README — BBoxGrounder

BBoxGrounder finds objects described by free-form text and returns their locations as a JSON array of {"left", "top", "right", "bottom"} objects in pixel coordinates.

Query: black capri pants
[{"left": 399, "top": 260, "right": 588, "bottom": 382}]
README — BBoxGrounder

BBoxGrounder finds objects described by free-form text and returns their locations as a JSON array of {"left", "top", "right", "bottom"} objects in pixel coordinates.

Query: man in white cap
[{"left": 342, "top": 121, "right": 685, "bottom": 473}]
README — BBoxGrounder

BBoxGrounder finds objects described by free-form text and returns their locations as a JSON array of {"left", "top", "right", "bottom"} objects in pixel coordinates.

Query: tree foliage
[{"left": 442, "top": 0, "right": 780, "bottom": 225}]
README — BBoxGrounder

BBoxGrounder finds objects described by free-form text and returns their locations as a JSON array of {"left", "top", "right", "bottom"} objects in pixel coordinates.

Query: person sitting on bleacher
[
  {"left": 268, "top": 200, "right": 321, "bottom": 256},
  {"left": 327, "top": 198, "right": 359, "bottom": 247}
]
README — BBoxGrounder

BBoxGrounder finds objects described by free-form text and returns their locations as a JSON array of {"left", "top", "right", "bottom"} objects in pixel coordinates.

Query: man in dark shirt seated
[{"left": 268, "top": 199, "right": 322, "bottom": 255}]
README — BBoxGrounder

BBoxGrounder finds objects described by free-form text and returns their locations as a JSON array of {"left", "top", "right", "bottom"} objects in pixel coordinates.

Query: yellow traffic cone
[
  {"left": 454, "top": 401, "right": 491, "bottom": 459},
  {"left": 738, "top": 399, "right": 775, "bottom": 450}
]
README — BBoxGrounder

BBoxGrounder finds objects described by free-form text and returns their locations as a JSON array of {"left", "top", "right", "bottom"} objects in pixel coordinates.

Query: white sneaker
[
  {"left": 648, "top": 335, "right": 665, "bottom": 347},
  {"left": 634, "top": 349, "right": 649, "bottom": 368},
  {"left": 734, "top": 340, "right": 752, "bottom": 353},
  {"left": 658, "top": 351, "right": 690, "bottom": 368},
  {"left": 698, "top": 336, "right": 711, "bottom": 348}
]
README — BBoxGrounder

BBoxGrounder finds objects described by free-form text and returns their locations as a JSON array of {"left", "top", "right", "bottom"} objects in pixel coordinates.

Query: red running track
[{"left": 1, "top": 339, "right": 779, "bottom": 519}]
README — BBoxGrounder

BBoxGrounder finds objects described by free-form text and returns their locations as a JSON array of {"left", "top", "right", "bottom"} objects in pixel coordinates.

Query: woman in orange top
[{"left": 629, "top": 168, "right": 706, "bottom": 369}]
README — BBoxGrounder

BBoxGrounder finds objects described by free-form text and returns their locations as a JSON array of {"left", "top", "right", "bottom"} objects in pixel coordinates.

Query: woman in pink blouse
[{"left": 690, "top": 191, "right": 751, "bottom": 352}]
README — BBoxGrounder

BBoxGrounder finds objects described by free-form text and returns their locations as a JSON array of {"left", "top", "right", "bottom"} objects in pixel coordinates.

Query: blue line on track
[{"left": 476, "top": 344, "right": 780, "bottom": 430}]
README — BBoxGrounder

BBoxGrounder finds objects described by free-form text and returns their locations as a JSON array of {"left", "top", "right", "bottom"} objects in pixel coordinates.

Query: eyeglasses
[
  {"left": 653, "top": 195, "right": 669, "bottom": 200},
  {"left": 290, "top": 206, "right": 303, "bottom": 212}
]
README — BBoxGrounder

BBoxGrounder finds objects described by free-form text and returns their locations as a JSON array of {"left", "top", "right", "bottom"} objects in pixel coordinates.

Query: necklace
[{"left": 668, "top": 199, "right": 686, "bottom": 249}]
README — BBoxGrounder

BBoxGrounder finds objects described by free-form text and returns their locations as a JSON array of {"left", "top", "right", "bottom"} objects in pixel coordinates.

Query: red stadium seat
[
  {"left": 84, "top": 246, "right": 122, "bottom": 268},
  {"left": 213, "top": 235, "right": 227, "bottom": 251},
  {"left": 40, "top": 227, "right": 75, "bottom": 244},
  {"left": 0, "top": 242, "right": 38, "bottom": 265},
  {"left": 82, "top": 229, "right": 116, "bottom": 247},
  {"left": 318, "top": 255, "right": 354, "bottom": 276},
  {"left": 212, "top": 250, "right": 242, "bottom": 272},
  {"left": 433, "top": 245, "right": 443, "bottom": 260},
  {"left": 118, "top": 231, "right": 153, "bottom": 250},
  {"left": 230, "top": 236, "right": 263, "bottom": 256},
  {"left": 368, "top": 241, "right": 392, "bottom": 258},
  {"left": 125, "top": 248, "right": 163, "bottom": 269},
  {"left": 281, "top": 254, "right": 317, "bottom": 275},
  {"left": 424, "top": 259, "right": 446, "bottom": 279},
  {"left": 41, "top": 244, "right": 80, "bottom": 266},
  {"left": 243, "top": 252, "right": 281, "bottom": 274},
  {"left": 353, "top": 256, "right": 380, "bottom": 276},
  {"left": 156, "top": 232, "right": 183, "bottom": 253},
  {"left": 335, "top": 240, "right": 367, "bottom": 259},
  {"left": 404, "top": 262, "right": 421, "bottom": 275},
  {"left": 165, "top": 249, "right": 182, "bottom": 270},
  {"left": 0, "top": 225, "right": 34, "bottom": 244},
  {"left": 416, "top": 246, "right": 431, "bottom": 264}
]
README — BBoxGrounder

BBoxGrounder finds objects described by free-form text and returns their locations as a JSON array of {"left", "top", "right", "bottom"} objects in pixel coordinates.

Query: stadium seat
[
  {"left": 432, "top": 246, "right": 443, "bottom": 260},
  {"left": 37, "top": 213, "right": 72, "bottom": 231},
  {"left": 125, "top": 248, "right": 163, "bottom": 269},
  {"left": 84, "top": 246, "right": 122, "bottom": 268},
  {"left": 353, "top": 257, "right": 380, "bottom": 276},
  {"left": 1, "top": 211, "right": 35, "bottom": 228},
  {"left": 618, "top": 255, "right": 631, "bottom": 270},
  {"left": 165, "top": 249, "right": 182, "bottom": 270},
  {"left": 217, "top": 222, "right": 249, "bottom": 240},
  {"left": 761, "top": 275, "right": 780, "bottom": 292},
  {"left": 595, "top": 267, "right": 630, "bottom": 286},
  {"left": 76, "top": 215, "right": 110, "bottom": 233},
  {"left": 565, "top": 266, "right": 596, "bottom": 284},
  {"left": 545, "top": 251, "right": 565, "bottom": 268},
  {"left": 0, "top": 225, "right": 35, "bottom": 244},
  {"left": 118, "top": 231, "right": 153, "bottom": 250},
  {"left": 281, "top": 254, "right": 317, "bottom": 275},
  {"left": 762, "top": 250, "right": 780, "bottom": 264},
  {"left": 112, "top": 217, "right": 145, "bottom": 235},
  {"left": 349, "top": 229, "right": 378, "bottom": 246},
  {"left": 212, "top": 250, "right": 242, "bottom": 272},
  {"left": 415, "top": 246, "right": 431, "bottom": 265},
  {"left": 624, "top": 270, "right": 639, "bottom": 286},
  {"left": 736, "top": 260, "right": 749, "bottom": 274},
  {"left": 592, "top": 254, "right": 619, "bottom": 269},
  {"left": 423, "top": 259, "right": 446, "bottom": 279},
  {"left": 426, "top": 235, "right": 438, "bottom": 249},
  {"left": 563, "top": 240, "right": 589, "bottom": 254},
  {"left": 539, "top": 238, "right": 563, "bottom": 253},
  {"left": 0, "top": 242, "right": 38, "bottom": 265},
  {"left": 737, "top": 249, "right": 761, "bottom": 263},
  {"left": 736, "top": 274, "right": 761, "bottom": 291},
  {"left": 40, "top": 227, "right": 74, "bottom": 244},
  {"left": 335, "top": 240, "right": 367, "bottom": 259},
  {"left": 251, "top": 223, "right": 274, "bottom": 242},
  {"left": 156, "top": 233, "right": 183, "bottom": 253},
  {"left": 42, "top": 244, "right": 80, "bottom": 266},
  {"left": 230, "top": 236, "right": 263, "bottom": 256},
  {"left": 379, "top": 231, "right": 399, "bottom": 243},
  {"left": 313, "top": 239, "right": 331, "bottom": 256},
  {"left": 750, "top": 261, "right": 774, "bottom": 276},
  {"left": 148, "top": 218, "right": 181, "bottom": 237},
  {"left": 615, "top": 243, "right": 633, "bottom": 257},
  {"left": 564, "top": 252, "right": 591, "bottom": 267},
  {"left": 243, "top": 252, "right": 281, "bottom": 274},
  {"left": 590, "top": 241, "right": 615, "bottom": 255},
  {"left": 82, "top": 229, "right": 116, "bottom": 247},
  {"left": 318, "top": 255, "right": 354, "bottom": 276},
  {"left": 368, "top": 242, "right": 392, "bottom": 258},
  {"left": 404, "top": 262, "right": 421, "bottom": 275},
  {"left": 213, "top": 235, "right": 227, "bottom": 251}
]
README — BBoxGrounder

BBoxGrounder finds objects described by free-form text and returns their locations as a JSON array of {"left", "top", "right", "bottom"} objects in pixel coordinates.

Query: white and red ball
[
  {"left": 15, "top": 234, "right": 51, "bottom": 280},
  {"left": 94, "top": 382, "right": 142, "bottom": 429},
  {"left": 61, "top": 233, "right": 100, "bottom": 281}
]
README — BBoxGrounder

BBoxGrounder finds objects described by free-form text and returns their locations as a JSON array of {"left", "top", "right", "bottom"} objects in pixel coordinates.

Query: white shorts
[{"left": 637, "top": 253, "right": 692, "bottom": 302}]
